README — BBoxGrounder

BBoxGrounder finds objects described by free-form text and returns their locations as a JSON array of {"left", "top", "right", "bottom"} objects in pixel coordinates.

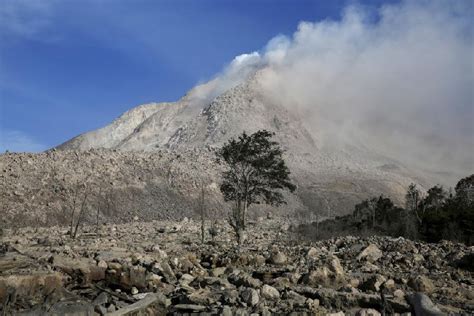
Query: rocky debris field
[
  {"left": 1, "top": 218, "right": 473, "bottom": 315},
  {"left": 0, "top": 149, "right": 226, "bottom": 228},
  {"left": 1, "top": 134, "right": 429, "bottom": 230}
]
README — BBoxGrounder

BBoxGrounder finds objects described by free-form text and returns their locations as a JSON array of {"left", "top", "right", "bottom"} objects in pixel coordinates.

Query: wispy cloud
[
  {"left": 0, "top": 129, "right": 47, "bottom": 153},
  {"left": 0, "top": 0, "right": 57, "bottom": 39}
]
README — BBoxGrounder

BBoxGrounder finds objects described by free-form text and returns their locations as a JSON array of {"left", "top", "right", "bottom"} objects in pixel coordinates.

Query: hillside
[{"left": 0, "top": 71, "right": 440, "bottom": 227}]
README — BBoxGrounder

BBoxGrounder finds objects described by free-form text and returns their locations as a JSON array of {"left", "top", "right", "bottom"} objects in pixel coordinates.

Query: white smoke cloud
[
  {"left": 208, "top": 0, "right": 473, "bottom": 176},
  {"left": 187, "top": 52, "right": 263, "bottom": 106}
]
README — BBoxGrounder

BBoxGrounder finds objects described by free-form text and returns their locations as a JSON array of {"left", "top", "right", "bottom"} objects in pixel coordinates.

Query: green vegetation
[
  {"left": 298, "top": 174, "right": 474, "bottom": 245},
  {"left": 217, "top": 130, "right": 296, "bottom": 244}
]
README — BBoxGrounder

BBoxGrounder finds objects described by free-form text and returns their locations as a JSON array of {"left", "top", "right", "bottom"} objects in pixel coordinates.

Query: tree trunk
[
  {"left": 236, "top": 227, "right": 244, "bottom": 246},
  {"left": 231, "top": 200, "right": 245, "bottom": 247},
  {"left": 96, "top": 188, "right": 102, "bottom": 235},
  {"left": 73, "top": 189, "right": 88, "bottom": 239},
  {"left": 242, "top": 200, "right": 248, "bottom": 230},
  {"left": 69, "top": 188, "right": 79, "bottom": 238},
  {"left": 200, "top": 185, "right": 205, "bottom": 244}
]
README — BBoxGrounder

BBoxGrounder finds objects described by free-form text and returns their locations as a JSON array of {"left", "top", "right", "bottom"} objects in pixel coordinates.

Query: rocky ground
[
  {"left": 1, "top": 218, "right": 473, "bottom": 315},
  {"left": 0, "top": 149, "right": 225, "bottom": 228},
  {"left": 0, "top": 146, "right": 421, "bottom": 230}
]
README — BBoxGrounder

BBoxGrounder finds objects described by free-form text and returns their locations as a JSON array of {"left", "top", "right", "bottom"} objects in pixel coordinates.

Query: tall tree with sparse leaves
[{"left": 217, "top": 130, "right": 296, "bottom": 245}]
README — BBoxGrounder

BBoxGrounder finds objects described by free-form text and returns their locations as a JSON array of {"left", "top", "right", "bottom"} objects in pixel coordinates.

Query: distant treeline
[{"left": 296, "top": 174, "right": 474, "bottom": 245}]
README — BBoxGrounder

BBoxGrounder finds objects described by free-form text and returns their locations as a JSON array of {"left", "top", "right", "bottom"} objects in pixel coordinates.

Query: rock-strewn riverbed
[{"left": 1, "top": 218, "right": 472, "bottom": 315}]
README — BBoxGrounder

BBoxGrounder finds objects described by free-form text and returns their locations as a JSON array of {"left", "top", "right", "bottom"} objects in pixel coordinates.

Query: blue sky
[{"left": 1, "top": 0, "right": 401, "bottom": 151}]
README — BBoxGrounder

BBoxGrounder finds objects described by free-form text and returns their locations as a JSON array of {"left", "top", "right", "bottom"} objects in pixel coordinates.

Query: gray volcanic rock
[{"left": 1, "top": 219, "right": 472, "bottom": 314}]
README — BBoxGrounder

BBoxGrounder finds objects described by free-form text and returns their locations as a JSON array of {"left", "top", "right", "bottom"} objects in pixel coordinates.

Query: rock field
[
  {"left": 1, "top": 218, "right": 472, "bottom": 315},
  {"left": 0, "top": 146, "right": 419, "bottom": 229}
]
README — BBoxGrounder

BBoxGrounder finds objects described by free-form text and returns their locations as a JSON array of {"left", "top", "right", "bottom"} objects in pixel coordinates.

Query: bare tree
[
  {"left": 199, "top": 184, "right": 206, "bottom": 244},
  {"left": 368, "top": 197, "right": 377, "bottom": 228},
  {"left": 405, "top": 183, "right": 422, "bottom": 224},
  {"left": 73, "top": 186, "right": 89, "bottom": 239},
  {"left": 96, "top": 187, "right": 103, "bottom": 235},
  {"left": 208, "top": 220, "right": 219, "bottom": 243},
  {"left": 69, "top": 180, "right": 81, "bottom": 238},
  {"left": 404, "top": 183, "right": 421, "bottom": 239}
]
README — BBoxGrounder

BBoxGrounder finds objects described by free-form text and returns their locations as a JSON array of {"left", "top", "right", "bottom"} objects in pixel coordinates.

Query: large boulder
[
  {"left": 261, "top": 284, "right": 280, "bottom": 300},
  {"left": 270, "top": 251, "right": 287, "bottom": 265},
  {"left": 48, "top": 300, "right": 95, "bottom": 316},
  {"left": 360, "top": 274, "right": 387, "bottom": 292},
  {"left": 407, "top": 292, "right": 444, "bottom": 316},
  {"left": 408, "top": 275, "right": 435, "bottom": 294},
  {"left": 0, "top": 273, "right": 63, "bottom": 303},
  {"left": 301, "top": 255, "right": 345, "bottom": 286},
  {"left": 357, "top": 244, "right": 383, "bottom": 263},
  {"left": 328, "top": 256, "right": 345, "bottom": 278},
  {"left": 307, "top": 247, "right": 319, "bottom": 261},
  {"left": 240, "top": 287, "right": 259, "bottom": 306},
  {"left": 151, "top": 261, "right": 177, "bottom": 283},
  {"left": 52, "top": 255, "right": 105, "bottom": 285},
  {"left": 228, "top": 271, "right": 262, "bottom": 289},
  {"left": 356, "top": 309, "right": 382, "bottom": 316}
]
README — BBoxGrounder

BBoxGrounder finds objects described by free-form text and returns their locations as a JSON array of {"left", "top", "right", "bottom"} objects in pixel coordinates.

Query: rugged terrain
[
  {"left": 0, "top": 70, "right": 445, "bottom": 226},
  {"left": 1, "top": 219, "right": 473, "bottom": 315},
  {"left": 0, "top": 149, "right": 221, "bottom": 227}
]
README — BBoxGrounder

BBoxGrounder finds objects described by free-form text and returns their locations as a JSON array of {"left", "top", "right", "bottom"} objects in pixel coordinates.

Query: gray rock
[
  {"left": 301, "top": 256, "right": 345, "bottom": 286},
  {"left": 241, "top": 288, "right": 259, "bottom": 306},
  {"left": 261, "top": 284, "right": 280, "bottom": 300},
  {"left": 173, "top": 304, "right": 207, "bottom": 312},
  {"left": 222, "top": 305, "right": 233, "bottom": 316},
  {"left": 408, "top": 275, "right": 435, "bottom": 294},
  {"left": 97, "top": 260, "right": 108, "bottom": 269},
  {"left": 108, "top": 292, "right": 169, "bottom": 316},
  {"left": 407, "top": 292, "right": 444, "bottom": 316},
  {"left": 152, "top": 260, "right": 177, "bottom": 283},
  {"left": 48, "top": 301, "right": 95, "bottom": 316},
  {"left": 92, "top": 292, "right": 108, "bottom": 306},
  {"left": 356, "top": 309, "right": 381, "bottom": 316},
  {"left": 270, "top": 251, "right": 287, "bottom": 265},
  {"left": 107, "top": 304, "right": 117, "bottom": 313},
  {"left": 307, "top": 247, "right": 318, "bottom": 260},
  {"left": 361, "top": 274, "right": 387, "bottom": 292},
  {"left": 94, "top": 304, "right": 107, "bottom": 316},
  {"left": 228, "top": 272, "right": 262, "bottom": 288},
  {"left": 328, "top": 255, "right": 345, "bottom": 277},
  {"left": 179, "top": 273, "right": 195, "bottom": 286},
  {"left": 357, "top": 244, "right": 383, "bottom": 262}
]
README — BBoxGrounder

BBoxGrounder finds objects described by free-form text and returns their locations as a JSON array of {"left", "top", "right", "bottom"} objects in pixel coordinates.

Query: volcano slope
[{"left": 1, "top": 72, "right": 440, "bottom": 227}]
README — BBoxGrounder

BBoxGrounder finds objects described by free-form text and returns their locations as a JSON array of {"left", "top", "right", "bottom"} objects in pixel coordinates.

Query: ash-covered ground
[{"left": 1, "top": 218, "right": 472, "bottom": 315}]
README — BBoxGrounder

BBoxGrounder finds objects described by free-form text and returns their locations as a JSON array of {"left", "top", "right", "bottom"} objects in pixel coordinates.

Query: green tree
[
  {"left": 455, "top": 174, "right": 474, "bottom": 207},
  {"left": 217, "top": 130, "right": 296, "bottom": 245},
  {"left": 423, "top": 185, "right": 447, "bottom": 212},
  {"left": 404, "top": 183, "right": 421, "bottom": 238},
  {"left": 405, "top": 183, "right": 421, "bottom": 213}
]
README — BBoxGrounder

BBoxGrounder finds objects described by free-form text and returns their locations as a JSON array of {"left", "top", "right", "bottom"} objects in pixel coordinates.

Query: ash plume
[{"left": 208, "top": 1, "right": 473, "bottom": 178}]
